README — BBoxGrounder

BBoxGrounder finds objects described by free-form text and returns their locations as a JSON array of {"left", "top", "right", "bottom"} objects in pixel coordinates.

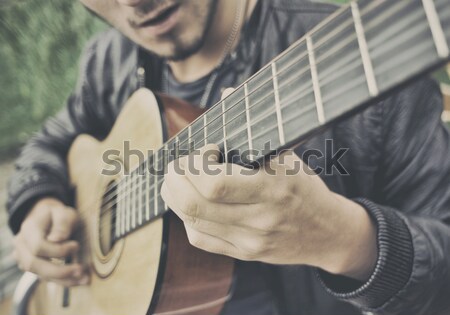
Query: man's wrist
[
  {"left": 319, "top": 194, "right": 378, "bottom": 281},
  {"left": 316, "top": 199, "right": 414, "bottom": 310}
]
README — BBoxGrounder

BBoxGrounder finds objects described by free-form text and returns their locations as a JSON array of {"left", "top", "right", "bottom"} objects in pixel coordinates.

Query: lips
[{"left": 138, "top": 4, "right": 180, "bottom": 28}]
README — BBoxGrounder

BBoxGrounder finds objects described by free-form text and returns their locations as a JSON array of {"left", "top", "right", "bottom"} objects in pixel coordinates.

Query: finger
[
  {"left": 180, "top": 144, "right": 268, "bottom": 203},
  {"left": 266, "top": 150, "right": 313, "bottom": 175},
  {"left": 162, "top": 164, "right": 252, "bottom": 225},
  {"left": 184, "top": 225, "right": 238, "bottom": 258},
  {"left": 162, "top": 182, "right": 238, "bottom": 236},
  {"left": 19, "top": 230, "right": 79, "bottom": 259},
  {"left": 48, "top": 206, "right": 79, "bottom": 242},
  {"left": 221, "top": 87, "right": 235, "bottom": 100},
  {"left": 16, "top": 243, "right": 85, "bottom": 281}
]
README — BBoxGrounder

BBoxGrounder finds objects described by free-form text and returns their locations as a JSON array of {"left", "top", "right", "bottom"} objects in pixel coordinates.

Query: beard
[
  {"left": 83, "top": 0, "right": 220, "bottom": 61},
  {"left": 159, "top": 0, "right": 219, "bottom": 61}
]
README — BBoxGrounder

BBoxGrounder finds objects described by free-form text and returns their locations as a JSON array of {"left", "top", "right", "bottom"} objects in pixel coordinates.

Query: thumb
[{"left": 47, "top": 206, "right": 79, "bottom": 242}]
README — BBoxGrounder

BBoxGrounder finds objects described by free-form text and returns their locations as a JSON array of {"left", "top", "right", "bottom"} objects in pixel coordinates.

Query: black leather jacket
[{"left": 7, "top": 1, "right": 450, "bottom": 314}]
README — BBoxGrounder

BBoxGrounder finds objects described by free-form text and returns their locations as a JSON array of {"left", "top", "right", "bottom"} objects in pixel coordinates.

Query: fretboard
[{"left": 112, "top": 0, "right": 450, "bottom": 240}]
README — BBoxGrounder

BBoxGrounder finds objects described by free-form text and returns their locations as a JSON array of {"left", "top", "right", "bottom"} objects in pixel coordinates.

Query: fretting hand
[{"left": 161, "top": 144, "right": 378, "bottom": 281}]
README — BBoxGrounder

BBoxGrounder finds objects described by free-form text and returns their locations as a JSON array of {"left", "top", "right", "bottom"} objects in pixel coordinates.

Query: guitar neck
[{"left": 113, "top": 0, "right": 450, "bottom": 240}]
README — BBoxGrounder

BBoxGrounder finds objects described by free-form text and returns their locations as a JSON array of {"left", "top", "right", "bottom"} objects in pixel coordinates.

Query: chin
[{"left": 139, "top": 35, "right": 205, "bottom": 61}]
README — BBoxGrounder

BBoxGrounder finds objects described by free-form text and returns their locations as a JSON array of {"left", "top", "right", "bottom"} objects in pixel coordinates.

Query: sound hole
[{"left": 99, "top": 181, "right": 117, "bottom": 255}]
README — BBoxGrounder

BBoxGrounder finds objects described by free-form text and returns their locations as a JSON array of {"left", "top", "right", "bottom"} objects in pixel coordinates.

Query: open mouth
[{"left": 140, "top": 4, "right": 181, "bottom": 28}]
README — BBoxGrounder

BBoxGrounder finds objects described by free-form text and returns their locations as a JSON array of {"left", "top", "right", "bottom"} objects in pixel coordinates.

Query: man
[{"left": 6, "top": 0, "right": 450, "bottom": 314}]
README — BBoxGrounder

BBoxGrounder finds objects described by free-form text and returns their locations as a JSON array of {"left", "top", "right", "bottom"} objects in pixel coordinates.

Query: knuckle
[
  {"left": 255, "top": 214, "right": 279, "bottom": 232},
  {"left": 187, "top": 233, "right": 203, "bottom": 249},
  {"left": 183, "top": 200, "right": 200, "bottom": 219},
  {"left": 28, "top": 239, "right": 42, "bottom": 256},
  {"left": 60, "top": 209, "right": 78, "bottom": 226},
  {"left": 252, "top": 238, "right": 267, "bottom": 254},
  {"left": 21, "top": 219, "right": 33, "bottom": 231},
  {"left": 55, "top": 267, "right": 72, "bottom": 280},
  {"left": 61, "top": 245, "right": 74, "bottom": 257},
  {"left": 243, "top": 240, "right": 267, "bottom": 261},
  {"left": 66, "top": 209, "right": 79, "bottom": 224},
  {"left": 22, "top": 256, "right": 35, "bottom": 272},
  {"left": 242, "top": 251, "right": 258, "bottom": 261},
  {"left": 204, "top": 178, "right": 227, "bottom": 201}
]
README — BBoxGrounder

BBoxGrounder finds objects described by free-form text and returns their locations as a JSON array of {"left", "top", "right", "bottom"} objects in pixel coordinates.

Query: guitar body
[{"left": 26, "top": 89, "right": 235, "bottom": 315}]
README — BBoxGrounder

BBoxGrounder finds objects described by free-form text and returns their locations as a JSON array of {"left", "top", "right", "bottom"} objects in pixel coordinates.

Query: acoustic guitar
[{"left": 23, "top": 0, "right": 450, "bottom": 314}]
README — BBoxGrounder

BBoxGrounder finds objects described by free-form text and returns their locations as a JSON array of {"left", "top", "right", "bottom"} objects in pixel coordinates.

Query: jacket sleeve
[
  {"left": 318, "top": 79, "right": 450, "bottom": 315},
  {"left": 6, "top": 38, "right": 109, "bottom": 234}
]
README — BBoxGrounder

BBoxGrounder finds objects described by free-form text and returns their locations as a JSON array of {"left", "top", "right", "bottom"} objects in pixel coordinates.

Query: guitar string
[
  {"left": 76, "top": 31, "right": 440, "bottom": 246},
  {"left": 98, "top": 15, "right": 438, "bottom": 234},
  {"left": 72, "top": 2, "right": 439, "bottom": 242},
  {"left": 98, "top": 1, "right": 427, "bottom": 214},
  {"left": 95, "top": 6, "right": 433, "bottom": 235},
  {"left": 96, "top": 30, "right": 432, "bottom": 239},
  {"left": 97, "top": 0, "right": 420, "bottom": 209}
]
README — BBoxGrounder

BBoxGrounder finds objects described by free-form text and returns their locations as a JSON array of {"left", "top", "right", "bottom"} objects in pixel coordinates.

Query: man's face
[{"left": 80, "top": 0, "right": 218, "bottom": 60}]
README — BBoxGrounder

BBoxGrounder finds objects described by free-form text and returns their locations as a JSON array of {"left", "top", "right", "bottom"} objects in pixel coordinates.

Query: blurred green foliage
[{"left": 0, "top": 0, "right": 105, "bottom": 157}]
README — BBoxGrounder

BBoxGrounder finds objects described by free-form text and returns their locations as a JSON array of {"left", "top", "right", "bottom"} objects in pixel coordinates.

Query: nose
[{"left": 116, "top": 0, "right": 145, "bottom": 7}]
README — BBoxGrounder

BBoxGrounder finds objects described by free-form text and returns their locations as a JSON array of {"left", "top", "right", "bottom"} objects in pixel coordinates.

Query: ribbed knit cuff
[
  {"left": 8, "top": 182, "right": 70, "bottom": 234},
  {"left": 317, "top": 198, "right": 414, "bottom": 310}
]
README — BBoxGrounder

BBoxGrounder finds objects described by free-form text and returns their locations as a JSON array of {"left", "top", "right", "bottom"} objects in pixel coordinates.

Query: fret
[
  {"left": 203, "top": 115, "right": 208, "bottom": 145},
  {"left": 166, "top": 139, "right": 175, "bottom": 163},
  {"left": 351, "top": 1, "right": 379, "bottom": 97},
  {"left": 422, "top": 0, "right": 449, "bottom": 58},
  {"left": 244, "top": 83, "right": 254, "bottom": 159},
  {"left": 153, "top": 151, "right": 159, "bottom": 217},
  {"left": 178, "top": 129, "right": 190, "bottom": 157},
  {"left": 115, "top": 182, "right": 122, "bottom": 238},
  {"left": 138, "top": 171, "right": 143, "bottom": 225},
  {"left": 141, "top": 171, "right": 146, "bottom": 224},
  {"left": 221, "top": 100, "right": 228, "bottom": 162},
  {"left": 271, "top": 63, "right": 286, "bottom": 146},
  {"left": 145, "top": 163, "right": 150, "bottom": 221},
  {"left": 190, "top": 119, "right": 204, "bottom": 150},
  {"left": 204, "top": 104, "right": 224, "bottom": 148},
  {"left": 131, "top": 171, "right": 137, "bottom": 229},
  {"left": 435, "top": 0, "right": 450, "bottom": 45},
  {"left": 306, "top": 36, "right": 325, "bottom": 125},
  {"left": 274, "top": 40, "right": 318, "bottom": 144},
  {"left": 361, "top": 0, "right": 438, "bottom": 92},
  {"left": 125, "top": 174, "right": 131, "bottom": 232},
  {"left": 161, "top": 145, "right": 168, "bottom": 213},
  {"left": 247, "top": 66, "right": 280, "bottom": 157},
  {"left": 312, "top": 8, "right": 368, "bottom": 123},
  {"left": 175, "top": 136, "right": 180, "bottom": 159},
  {"left": 135, "top": 171, "right": 140, "bottom": 227},
  {"left": 148, "top": 158, "right": 155, "bottom": 218},
  {"left": 121, "top": 179, "right": 126, "bottom": 235},
  {"left": 222, "top": 88, "right": 249, "bottom": 164},
  {"left": 188, "top": 125, "right": 193, "bottom": 151}
]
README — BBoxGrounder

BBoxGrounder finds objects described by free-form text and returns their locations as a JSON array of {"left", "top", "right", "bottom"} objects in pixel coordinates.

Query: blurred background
[
  {"left": 0, "top": 0, "right": 449, "bottom": 313},
  {"left": 0, "top": 1, "right": 105, "bottom": 313}
]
